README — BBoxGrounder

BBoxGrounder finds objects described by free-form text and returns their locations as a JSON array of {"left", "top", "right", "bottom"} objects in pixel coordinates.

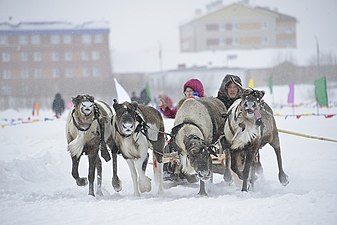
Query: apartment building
[
  {"left": 179, "top": 3, "right": 297, "bottom": 52},
  {"left": 0, "top": 20, "right": 114, "bottom": 109}
]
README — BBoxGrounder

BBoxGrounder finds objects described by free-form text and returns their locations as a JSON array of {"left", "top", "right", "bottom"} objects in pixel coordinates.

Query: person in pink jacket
[{"left": 159, "top": 78, "right": 205, "bottom": 118}]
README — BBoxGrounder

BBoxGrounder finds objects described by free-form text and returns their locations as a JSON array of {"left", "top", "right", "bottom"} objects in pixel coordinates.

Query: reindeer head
[
  {"left": 229, "top": 76, "right": 264, "bottom": 119},
  {"left": 72, "top": 95, "right": 95, "bottom": 117},
  {"left": 183, "top": 134, "right": 212, "bottom": 181},
  {"left": 113, "top": 99, "right": 139, "bottom": 137},
  {"left": 241, "top": 89, "right": 265, "bottom": 119}
]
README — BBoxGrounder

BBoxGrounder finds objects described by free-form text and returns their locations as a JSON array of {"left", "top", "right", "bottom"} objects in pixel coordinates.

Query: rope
[{"left": 278, "top": 129, "right": 337, "bottom": 143}]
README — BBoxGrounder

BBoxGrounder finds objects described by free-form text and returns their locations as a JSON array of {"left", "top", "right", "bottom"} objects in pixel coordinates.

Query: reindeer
[
  {"left": 111, "top": 99, "right": 165, "bottom": 196},
  {"left": 65, "top": 95, "right": 121, "bottom": 196},
  {"left": 223, "top": 78, "right": 289, "bottom": 191},
  {"left": 171, "top": 97, "right": 227, "bottom": 195}
]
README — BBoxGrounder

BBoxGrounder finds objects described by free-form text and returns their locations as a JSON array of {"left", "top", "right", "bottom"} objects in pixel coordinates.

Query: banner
[
  {"left": 287, "top": 83, "right": 295, "bottom": 105},
  {"left": 314, "top": 77, "right": 328, "bottom": 107}
]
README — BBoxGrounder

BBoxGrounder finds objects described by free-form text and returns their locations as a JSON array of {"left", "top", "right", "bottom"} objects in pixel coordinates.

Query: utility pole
[{"left": 315, "top": 36, "right": 320, "bottom": 67}]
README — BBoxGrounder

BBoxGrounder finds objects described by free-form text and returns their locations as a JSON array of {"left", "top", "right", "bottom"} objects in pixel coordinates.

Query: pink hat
[{"left": 183, "top": 79, "right": 205, "bottom": 97}]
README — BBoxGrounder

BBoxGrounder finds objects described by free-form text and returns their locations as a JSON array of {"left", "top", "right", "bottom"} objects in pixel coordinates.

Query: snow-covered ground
[{"left": 1, "top": 107, "right": 337, "bottom": 225}]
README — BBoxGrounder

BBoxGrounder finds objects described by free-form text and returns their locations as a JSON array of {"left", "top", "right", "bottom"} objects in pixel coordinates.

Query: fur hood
[{"left": 216, "top": 74, "right": 242, "bottom": 109}]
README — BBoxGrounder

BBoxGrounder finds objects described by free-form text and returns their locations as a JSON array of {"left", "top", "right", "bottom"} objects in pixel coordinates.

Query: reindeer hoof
[
  {"left": 112, "top": 177, "right": 122, "bottom": 192},
  {"left": 76, "top": 177, "right": 88, "bottom": 186},
  {"left": 279, "top": 173, "right": 289, "bottom": 186},
  {"left": 223, "top": 169, "right": 233, "bottom": 184},
  {"left": 96, "top": 188, "right": 103, "bottom": 196},
  {"left": 139, "top": 176, "right": 151, "bottom": 193}
]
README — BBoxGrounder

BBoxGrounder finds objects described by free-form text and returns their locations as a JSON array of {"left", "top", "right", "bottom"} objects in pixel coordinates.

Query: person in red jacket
[{"left": 159, "top": 78, "right": 205, "bottom": 118}]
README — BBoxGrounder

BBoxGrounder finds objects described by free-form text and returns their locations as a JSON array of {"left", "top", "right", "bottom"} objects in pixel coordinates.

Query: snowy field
[{"left": 1, "top": 107, "right": 337, "bottom": 225}]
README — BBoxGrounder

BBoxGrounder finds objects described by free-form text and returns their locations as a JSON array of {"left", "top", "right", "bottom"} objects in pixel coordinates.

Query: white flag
[{"left": 114, "top": 78, "right": 131, "bottom": 103}]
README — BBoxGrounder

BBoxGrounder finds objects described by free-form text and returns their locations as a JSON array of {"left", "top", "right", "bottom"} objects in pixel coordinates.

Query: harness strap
[
  {"left": 170, "top": 121, "right": 202, "bottom": 153},
  {"left": 71, "top": 109, "right": 92, "bottom": 132},
  {"left": 226, "top": 109, "right": 236, "bottom": 136}
]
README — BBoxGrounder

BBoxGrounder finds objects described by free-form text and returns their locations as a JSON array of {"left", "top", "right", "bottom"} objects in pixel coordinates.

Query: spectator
[
  {"left": 159, "top": 78, "right": 205, "bottom": 118},
  {"left": 52, "top": 93, "right": 65, "bottom": 118}
]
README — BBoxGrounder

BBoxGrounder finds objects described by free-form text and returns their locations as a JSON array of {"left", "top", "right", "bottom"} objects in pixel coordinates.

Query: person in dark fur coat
[
  {"left": 216, "top": 74, "right": 242, "bottom": 110},
  {"left": 217, "top": 74, "right": 263, "bottom": 174},
  {"left": 52, "top": 93, "right": 65, "bottom": 118}
]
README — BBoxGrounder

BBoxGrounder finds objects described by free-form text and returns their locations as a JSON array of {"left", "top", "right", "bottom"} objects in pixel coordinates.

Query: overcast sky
[{"left": 1, "top": 0, "right": 336, "bottom": 72}]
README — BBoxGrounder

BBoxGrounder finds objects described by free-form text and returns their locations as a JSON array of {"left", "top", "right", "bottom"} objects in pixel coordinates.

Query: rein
[
  {"left": 72, "top": 103, "right": 101, "bottom": 132},
  {"left": 71, "top": 109, "right": 93, "bottom": 132}
]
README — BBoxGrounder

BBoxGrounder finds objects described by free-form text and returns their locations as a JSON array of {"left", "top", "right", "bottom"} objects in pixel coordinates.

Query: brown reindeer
[
  {"left": 65, "top": 95, "right": 121, "bottom": 196},
  {"left": 223, "top": 78, "right": 289, "bottom": 191},
  {"left": 111, "top": 100, "right": 165, "bottom": 196}
]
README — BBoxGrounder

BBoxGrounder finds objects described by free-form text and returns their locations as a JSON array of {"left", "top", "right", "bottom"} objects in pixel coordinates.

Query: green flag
[
  {"left": 145, "top": 82, "right": 152, "bottom": 101},
  {"left": 314, "top": 77, "right": 328, "bottom": 107},
  {"left": 268, "top": 76, "right": 273, "bottom": 94}
]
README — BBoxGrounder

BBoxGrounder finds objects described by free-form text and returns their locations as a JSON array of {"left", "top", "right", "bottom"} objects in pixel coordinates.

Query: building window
[
  {"left": 225, "top": 23, "right": 232, "bottom": 31},
  {"left": 81, "top": 34, "right": 91, "bottom": 44},
  {"left": 94, "top": 34, "right": 103, "bottom": 43},
  {"left": 262, "top": 21, "right": 268, "bottom": 30},
  {"left": 20, "top": 69, "right": 29, "bottom": 79},
  {"left": 31, "top": 35, "right": 40, "bottom": 45},
  {"left": 52, "top": 52, "right": 59, "bottom": 61},
  {"left": 262, "top": 36, "right": 269, "bottom": 45},
  {"left": 0, "top": 36, "right": 8, "bottom": 45},
  {"left": 206, "top": 24, "right": 219, "bottom": 31},
  {"left": 19, "top": 36, "right": 28, "bottom": 45},
  {"left": 206, "top": 38, "right": 219, "bottom": 46},
  {"left": 92, "top": 67, "right": 100, "bottom": 77},
  {"left": 65, "top": 68, "right": 73, "bottom": 78},
  {"left": 62, "top": 35, "right": 72, "bottom": 44},
  {"left": 64, "top": 51, "right": 72, "bottom": 61},
  {"left": 50, "top": 35, "right": 60, "bottom": 44},
  {"left": 81, "top": 51, "right": 89, "bottom": 61},
  {"left": 233, "top": 23, "right": 239, "bottom": 30},
  {"left": 82, "top": 68, "right": 90, "bottom": 77},
  {"left": 21, "top": 52, "right": 28, "bottom": 61},
  {"left": 2, "top": 69, "right": 11, "bottom": 79},
  {"left": 33, "top": 69, "right": 42, "bottom": 78},
  {"left": 91, "top": 51, "right": 100, "bottom": 61},
  {"left": 52, "top": 69, "right": 60, "bottom": 78},
  {"left": 2, "top": 52, "right": 10, "bottom": 62},
  {"left": 33, "top": 52, "right": 41, "bottom": 61},
  {"left": 233, "top": 37, "right": 239, "bottom": 46}
]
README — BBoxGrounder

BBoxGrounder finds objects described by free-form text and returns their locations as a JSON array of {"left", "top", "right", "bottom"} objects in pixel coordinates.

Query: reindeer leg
[
  {"left": 135, "top": 153, "right": 151, "bottom": 193},
  {"left": 230, "top": 150, "right": 243, "bottom": 180},
  {"left": 126, "top": 159, "right": 141, "bottom": 196},
  {"left": 223, "top": 148, "right": 233, "bottom": 184},
  {"left": 241, "top": 148, "right": 254, "bottom": 192},
  {"left": 220, "top": 137, "right": 233, "bottom": 184},
  {"left": 88, "top": 153, "right": 98, "bottom": 196},
  {"left": 111, "top": 142, "right": 122, "bottom": 192},
  {"left": 99, "top": 119, "right": 111, "bottom": 162},
  {"left": 273, "top": 145, "right": 289, "bottom": 186},
  {"left": 95, "top": 157, "right": 103, "bottom": 196},
  {"left": 198, "top": 180, "right": 207, "bottom": 196},
  {"left": 71, "top": 156, "right": 88, "bottom": 186},
  {"left": 152, "top": 154, "right": 164, "bottom": 194}
]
